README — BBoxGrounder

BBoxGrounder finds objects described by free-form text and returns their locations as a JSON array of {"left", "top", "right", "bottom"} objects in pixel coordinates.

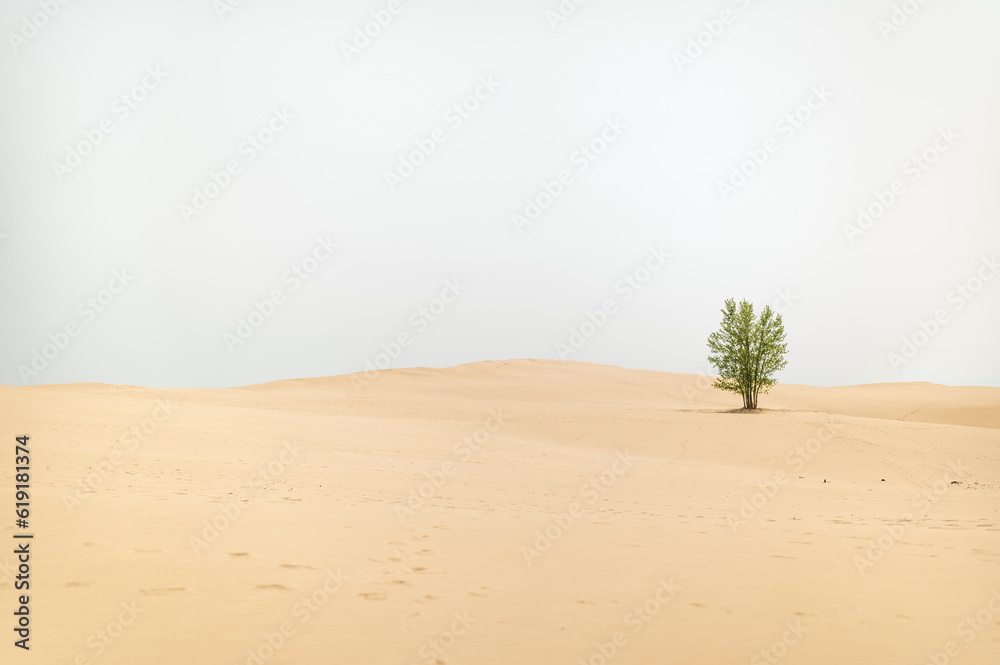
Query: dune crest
[{"left": 2, "top": 360, "right": 998, "bottom": 664}]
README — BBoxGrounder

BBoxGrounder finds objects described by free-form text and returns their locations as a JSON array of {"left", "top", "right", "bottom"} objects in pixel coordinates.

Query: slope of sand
[{"left": 2, "top": 360, "right": 999, "bottom": 664}]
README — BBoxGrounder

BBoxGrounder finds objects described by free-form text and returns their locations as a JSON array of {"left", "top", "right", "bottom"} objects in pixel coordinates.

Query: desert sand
[{"left": 2, "top": 359, "right": 998, "bottom": 664}]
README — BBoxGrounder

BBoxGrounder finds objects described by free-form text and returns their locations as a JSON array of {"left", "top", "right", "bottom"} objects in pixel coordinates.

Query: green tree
[{"left": 706, "top": 298, "right": 788, "bottom": 410}]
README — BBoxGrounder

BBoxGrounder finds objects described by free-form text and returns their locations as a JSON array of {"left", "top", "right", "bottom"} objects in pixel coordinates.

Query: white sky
[{"left": 1, "top": 0, "right": 998, "bottom": 389}]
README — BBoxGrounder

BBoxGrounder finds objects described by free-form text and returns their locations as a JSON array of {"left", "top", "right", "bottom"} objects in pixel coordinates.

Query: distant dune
[{"left": 2, "top": 360, "right": 998, "bottom": 664}]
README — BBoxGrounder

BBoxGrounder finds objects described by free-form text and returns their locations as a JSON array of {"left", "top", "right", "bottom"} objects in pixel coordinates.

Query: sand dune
[{"left": 2, "top": 359, "right": 998, "bottom": 664}]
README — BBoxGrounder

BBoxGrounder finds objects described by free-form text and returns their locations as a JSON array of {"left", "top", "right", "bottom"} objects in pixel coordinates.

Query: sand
[{"left": 1, "top": 359, "right": 998, "bottom": 664}]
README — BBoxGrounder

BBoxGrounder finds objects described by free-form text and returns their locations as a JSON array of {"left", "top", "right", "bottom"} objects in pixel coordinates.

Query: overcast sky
[{"left": 1, "top": 0, "right": 998, "bottom": 389}]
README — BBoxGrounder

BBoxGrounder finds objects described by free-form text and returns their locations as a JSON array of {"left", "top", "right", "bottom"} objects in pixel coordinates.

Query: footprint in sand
[
  {"left": 140, "top": 588, "right": 186, "bottom": 595},
  {"left": 357, "top": 592, "right": 388, "bottom": 600},
  {"left": 255, "top": 584, "right": 291, "bottom": 590},
  {"left": 228, "top": 552, "right": 250, "bottom": 557},
  {"left": 279, "top": 563, "right": 317, "bottom": 570}
]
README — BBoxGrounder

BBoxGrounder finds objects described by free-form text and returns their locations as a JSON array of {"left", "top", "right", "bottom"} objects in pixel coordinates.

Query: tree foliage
[{"left": 706, "top": 298, "right": 788, "bottom": 410}]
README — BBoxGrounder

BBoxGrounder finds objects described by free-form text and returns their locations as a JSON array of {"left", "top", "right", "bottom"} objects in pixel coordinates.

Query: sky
[{"left": 1, "top": 0, "right": 998, "bottom": 389}]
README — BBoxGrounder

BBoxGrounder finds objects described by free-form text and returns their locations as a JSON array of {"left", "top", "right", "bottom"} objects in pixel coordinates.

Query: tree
[{"left": 706, "top": 298, "right": 788, "bottom": 410}]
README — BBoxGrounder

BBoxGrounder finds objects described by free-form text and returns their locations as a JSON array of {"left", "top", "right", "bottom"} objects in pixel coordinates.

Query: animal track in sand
[
  {"left": 140, "top": 588, "right": 186, "bottom": 595},
  {"left": 255, "top": 584, "right": 291, "bottom": 590},
  {"left": 357, "top": 591, "right": 388, "bottom": 600},
  {"left": 228, "top": 552, "right": 250, "bottom": 557},
  {"left": 279, "top": 563, "right": 317, "bottom": 570}
]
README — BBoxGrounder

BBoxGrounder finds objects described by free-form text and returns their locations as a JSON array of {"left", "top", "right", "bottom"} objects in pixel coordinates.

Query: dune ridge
[{"left": 1, "top": 360, "right": 998, "bottom": 664}]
